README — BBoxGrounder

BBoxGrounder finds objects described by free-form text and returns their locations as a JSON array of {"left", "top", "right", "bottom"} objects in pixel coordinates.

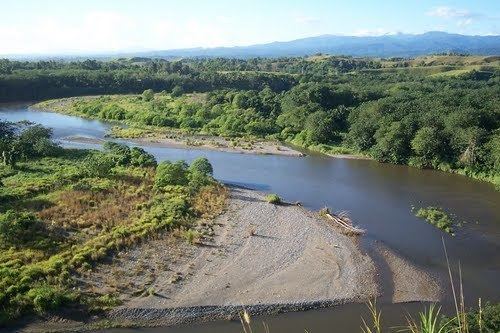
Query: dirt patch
[{"left": 15, "top": 187, "right": 442, "bottom": 332}]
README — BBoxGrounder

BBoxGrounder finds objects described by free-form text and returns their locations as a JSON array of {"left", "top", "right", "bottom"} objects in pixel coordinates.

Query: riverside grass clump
[
  {"left": 0, "top": 129, "right": 225, "bottom": 325},
  {"left": 414, "top": 206, "right": 455, "bottom": 234},
  {"left": 265, "top": 193, "right": 282, "bottom": 204}
]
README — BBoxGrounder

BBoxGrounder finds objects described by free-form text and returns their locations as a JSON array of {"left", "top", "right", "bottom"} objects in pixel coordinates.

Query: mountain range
[{"left": 132, "top": 31, "right": 500, "bottom": 59}]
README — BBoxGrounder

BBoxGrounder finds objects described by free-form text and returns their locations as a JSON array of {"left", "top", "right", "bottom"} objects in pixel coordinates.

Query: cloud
[
  {"left": 0, "top": 10, "right": 242, "bottom": 54},
  {"left": 426, "top": 6, "right": 473, "bottom": 18}
]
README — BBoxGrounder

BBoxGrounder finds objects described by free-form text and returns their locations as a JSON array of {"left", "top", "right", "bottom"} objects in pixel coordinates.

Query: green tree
[
  {"left": 189, "top": 157, "right": 213, "bottom": 176},
  {"left": 130, "top": 147, "right": 157, "bottom": 167},
  {"left": 83, "top": 152, "right": 115, "bottom": 178},
  {"left": 171, "top": 85, "right": 184, "bottom": 97},
  {"left": 142, "top": 89, "right": 154, "bottom": 101},
  {"left": 103, "top": 141, "right": 131, "bottom": 166},
  {"left": 411, "top": 127, "right": 443, "bottom": 163},
  {"left": 154, "top": 161, "right": 189, "bottom": 188}
]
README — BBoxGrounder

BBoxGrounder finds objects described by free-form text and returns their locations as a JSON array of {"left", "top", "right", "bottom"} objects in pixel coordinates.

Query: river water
[{"left": 1, "top": 104, "right": 499, "bottom": 332}]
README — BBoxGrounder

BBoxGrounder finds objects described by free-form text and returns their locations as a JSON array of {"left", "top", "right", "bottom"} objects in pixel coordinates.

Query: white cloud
[
  {"left": 426, "top": 6, "right": 472, "bottom": 18},
  {"left": 0, "top": 10, "right": 244, "bottom": 54}
]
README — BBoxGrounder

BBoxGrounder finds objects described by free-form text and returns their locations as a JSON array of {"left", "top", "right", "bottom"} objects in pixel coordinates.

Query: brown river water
[{"left": 1, "top": 104, "right": 499, "bottom": 332}]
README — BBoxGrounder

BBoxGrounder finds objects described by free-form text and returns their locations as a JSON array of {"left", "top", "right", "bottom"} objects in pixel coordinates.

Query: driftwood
[{"left": 321, "top": 208, "right": 365, "bottom": 235}]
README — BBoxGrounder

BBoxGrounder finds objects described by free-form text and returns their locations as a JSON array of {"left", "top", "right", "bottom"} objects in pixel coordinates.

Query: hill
[{"left": 134, "top": 32, "right": 500, "bottom": 59}]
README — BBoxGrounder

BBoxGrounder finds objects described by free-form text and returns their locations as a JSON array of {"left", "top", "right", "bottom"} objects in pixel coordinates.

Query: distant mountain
[{"left": 133, "top": 32, "right": 500, "bottom": 59}]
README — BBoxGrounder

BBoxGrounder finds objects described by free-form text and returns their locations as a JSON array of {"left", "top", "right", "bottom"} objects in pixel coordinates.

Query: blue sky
[{"left": 0, "top": 0, "right": 498, "bottom": 54}]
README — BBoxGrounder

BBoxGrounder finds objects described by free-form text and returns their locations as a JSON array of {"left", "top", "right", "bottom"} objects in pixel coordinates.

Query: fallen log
[{"left": 320, "top": 208, "right": 365, "bottom": 235}]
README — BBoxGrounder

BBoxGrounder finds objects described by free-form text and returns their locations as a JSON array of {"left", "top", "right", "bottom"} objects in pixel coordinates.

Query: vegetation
[
  {"left": 265, "top": 193, "right": 282, "bottom": 204},
  {"left": 0, "top": 121, "right": 225, "bottom": 325},
  {"left": 415, "top": 207, "right": 455, "bottom": 234},
  {"left": 24, "top": 54, "right": 499, "bottom": 188}
]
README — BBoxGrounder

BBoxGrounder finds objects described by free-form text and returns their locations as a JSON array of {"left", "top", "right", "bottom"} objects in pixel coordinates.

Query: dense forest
[{"left": 2, "top": 55, "right": 500, "bottom": 186}]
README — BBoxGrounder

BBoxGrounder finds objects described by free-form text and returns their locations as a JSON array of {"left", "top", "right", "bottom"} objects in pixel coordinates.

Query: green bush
[
  {"left": 142, "top": 89, "right": 154, "bottom": 101},
  {"left": 265, "top": 193, "right": 282, "bottom": 204},
  {"left": 0, "top": 210, "right": 40, "bottom": 245},
  {"left": 189, "top": 157, "right": 213, "bottom": 176},
  {"left": 103, "top": 141, "right": 131, "bottom": 166},
  {"left": 83, "top": 152, "right": 115, "bottom": 178},
  {"left": 27, "top": 285, "right": 74, "bottom": 315},
  {"left": 154, "top": 161, "right": 189, "bottom": 188},
  {"left": 130, "top": 147, "right": 157, "bottom": 167},
  {"left": 445, "top": 302, "right": 500, "bottom": 333},
  {"left": 415, "top": 206, "right": 454, "bottom": 234}
]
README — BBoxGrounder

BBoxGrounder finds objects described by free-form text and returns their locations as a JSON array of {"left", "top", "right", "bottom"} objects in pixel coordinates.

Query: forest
[
  {"left": 2, "top": 55, "right": 500, "bottom": 186},
  {"left": 10, "top": 55, "right": 496, "bottom": 187}
]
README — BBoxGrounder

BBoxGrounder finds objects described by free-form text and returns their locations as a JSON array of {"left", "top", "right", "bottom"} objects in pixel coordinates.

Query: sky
[{"left": 0, "top": 0, "right": 499, "bottom": 55}]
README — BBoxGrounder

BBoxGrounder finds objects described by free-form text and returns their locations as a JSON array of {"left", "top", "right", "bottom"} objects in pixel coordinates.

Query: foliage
[
  {"left": 265, "top": 193, "right": 282, "bottom": 204},
  {"left": 31, "top": 55, "right": 499, "bottom": 187},
  {"left": 189, "top": 157, "right": 213, "bottom": 176},
  {"left": 415, "top": 206, "right": 454, "bottom": 234},
  {"left": 0, "top": 210, "right": 41, "bottom": 245},
  {"left": 0, "top": 126, "right": 224, "bottom": 325},
  {"left": 154, "top": 161, "right": 189, "bottom": 188},
  {"left": 83, "top": 152, "right": 115, "bottom": 178}
]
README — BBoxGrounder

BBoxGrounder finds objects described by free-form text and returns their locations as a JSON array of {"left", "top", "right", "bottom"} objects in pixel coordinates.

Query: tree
[
  {"left": 154, "top": 161, "right": 189, "bottom": 188},
  {"left": 171, "top": 85, "right": 184, "bottom": 97},
  {"left": 411, "top": 127, "right": 443, "bottom": 163},
  {"left": 304, "top": 111, "right": 335, "bottom": 144},
  {"left": 189, "top": 157, "right": 213, "bottom": 176},
  {"left": 142, "top": 89, "right": 154, "bottom": 101},
  {"left": 130, "top": 147, "right": 157, "bottom": 167},
  {"left": 83, "top": 152, "right": 115, "bottom": 178},
  {"left": 103, "top": 141, "right": 131, "bottom": 166}
]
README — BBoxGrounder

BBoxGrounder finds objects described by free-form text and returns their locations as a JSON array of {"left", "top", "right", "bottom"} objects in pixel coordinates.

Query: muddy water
[{"left": 2, "top": 104, "right": 499, "bottom": 332}]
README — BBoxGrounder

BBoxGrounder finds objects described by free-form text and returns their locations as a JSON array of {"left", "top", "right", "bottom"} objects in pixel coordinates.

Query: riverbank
[
  {"left": 32, "top": 98, "right": 305, "bottom": 157},
  {"left": 15, "top": 187, "right": 442, "bottom": 332}
]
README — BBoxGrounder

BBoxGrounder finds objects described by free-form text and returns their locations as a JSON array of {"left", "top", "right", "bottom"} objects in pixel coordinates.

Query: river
[{"left": 1, "top": 103, "right": 499, "bottom": 332}]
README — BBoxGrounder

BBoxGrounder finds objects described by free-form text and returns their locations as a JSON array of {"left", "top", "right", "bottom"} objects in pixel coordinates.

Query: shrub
[
  {"left": 189, "top": 157, "right": 213, "bottom": 176},
  {"left": 27, "top": 285, "right": 74, "bottom": 315},
  {"left": 0, "top": 210, "right": 40, "bottom": 245},
  {"left": 171, "top": 85, "right": 184, "bottom": 97},
  {"left": 142, "top": 89, "right": 154, "bottom": 101},
  {"left": 154, "top": 161, "right": 189, "bottom": 188},
  {"left": 415, "top": 206, "right": 454, "bottom": 234},
  {"left": 182, "top": 229, "right": 201, "bottom": 244},
  {"left": 265, "top": 193, "right": 282, "bottom": 204},
  {"left": 83, "top": 152, "right": 115, "bottom": 178},
  {"left": 103, "top": 141, "right": 131, "bottom": 166},
  {"left": 130, "top": 147, "right": 157, "bottom": 167}
]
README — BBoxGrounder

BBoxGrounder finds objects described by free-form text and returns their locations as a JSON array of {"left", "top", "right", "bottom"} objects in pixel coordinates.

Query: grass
[
  {"left": 414, "top": 206, "right": 454, "bottom": 234},
  {"left": 265, "top": 193, "right": 282, "bottom": 204},
  {"left": 0, "top": 149, "right": 227, "bottom": 325}
]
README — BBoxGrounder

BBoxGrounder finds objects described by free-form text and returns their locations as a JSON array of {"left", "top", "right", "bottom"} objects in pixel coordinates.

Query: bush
[
  {"left": 171, "top": 85, "right": 184, "bottom": 97},
  {"left": 83, "top": 152, "right": 115, "bottom": 178},
  {"left": 27, "top": 285, "right": 74, "bottom": 315},
  {"left": 154, "top": 161, "right": 189, "bottom": 188},
  {"left": 189, "top": 157, "right": 213, "bottom": 176},
  {"left": 103, "top": 141, "right": 131, "bottom": 166},
  {"left": 142, "top": 89, "right": 154, "bottom": 101},
  {"left": 415, "top": 206, "right": 454, "bottom": 234},
  {"left": 265, "top": 193, "right": 282, "bottom": 204},
  {"left": 0, "top": 210, "right": 40, "bottom": 244},
  {"left": 130, "top": 147, "right": 157, "bottom": 167}
]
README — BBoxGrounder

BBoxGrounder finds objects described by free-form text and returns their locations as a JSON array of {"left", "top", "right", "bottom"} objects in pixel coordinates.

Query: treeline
[
  {"left": 3, "top": 56, "right": 500, "bottom": 185},
  {"left": 0, "top": 58, "right": 296, "bottom": 102}
]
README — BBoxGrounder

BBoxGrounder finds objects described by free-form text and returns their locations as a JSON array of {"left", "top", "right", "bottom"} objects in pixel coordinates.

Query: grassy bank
[
  {"left": 0, "top": 139, "right": 226, "bottom": 325},
  {"left": 33, "top": 79, "right": 499, "bottom": 189}
]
